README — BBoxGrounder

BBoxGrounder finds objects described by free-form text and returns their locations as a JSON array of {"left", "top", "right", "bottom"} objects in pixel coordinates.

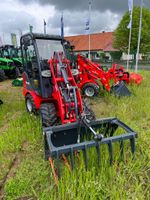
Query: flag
[
  {"left": 11, "top": 33, "right": 17, "bottom": 46},
  {"left": 127, "top": 0, "right": 133, "bottom": 29},
  {"left": 128, "top": 0, "right": 133, "bottom": 12},
  {"left": 85, "top": 19, "right": 90, "bottom": 35},
  {"left": 85, "top": 1, "right": 91, "bottom": 34},
  {"left": 61, "top": 14, "right": 64, "bottom": 38}
]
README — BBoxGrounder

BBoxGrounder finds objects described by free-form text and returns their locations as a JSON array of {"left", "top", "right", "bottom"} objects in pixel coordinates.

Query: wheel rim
[
  {"left": 26, "top": 99, "right": 32, "bottom": 112},
  {"left": 85, "top": 87, "right": 95, "bottom": 97}
]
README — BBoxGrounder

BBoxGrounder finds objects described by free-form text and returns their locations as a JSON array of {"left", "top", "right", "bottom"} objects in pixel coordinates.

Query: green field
[{"left": 0, "top": 72, "right": 149, "bottom": 200}]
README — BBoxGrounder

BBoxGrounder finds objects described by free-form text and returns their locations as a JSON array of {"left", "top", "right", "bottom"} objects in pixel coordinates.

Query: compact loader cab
[{"left": 21, "top": 33, "right": 64, "bottom": 99}]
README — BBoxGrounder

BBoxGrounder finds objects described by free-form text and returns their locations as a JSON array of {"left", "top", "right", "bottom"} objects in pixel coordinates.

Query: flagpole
[
  {"left": 61, "top": 13, "right": 64, "bottom": 39},
  {"left": 44, "top": 19, "right": 46, "bottom": 34},
  {"left": 88, "top": 2, "right": 91, "bottom": 60},
  {"left": 0, "top": 36, "right": 3, "bottom": 46},
  {"left": 89, "top": 32, "right": 91, "bottom": 60},
  {"left": 127, "top": 0, "right": 133, "bottom": 71},
  {"left": 135, "top": 0, "right": 143, "bottom": 72},
  {"left": 127, "top": 19, "right": 132, "bottom": 71}
]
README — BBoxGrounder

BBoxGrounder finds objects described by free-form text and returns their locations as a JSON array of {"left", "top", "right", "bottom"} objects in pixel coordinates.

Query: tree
[
  {"left": 113, "top": 6, "right": 150, "bottom": 54},
  {"left": 110, "top": 51, "right": 122, "bottom": 61}
]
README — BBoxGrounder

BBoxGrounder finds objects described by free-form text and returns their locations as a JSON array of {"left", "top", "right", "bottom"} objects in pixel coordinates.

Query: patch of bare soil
[
  {"left": 0, "top": 141, "right": 29, "bottom": 199},
  {"left": 15, "top": 196, "right": 37, "bottom": 200},
  {"left": 0, "top": 81, "right": 12, "bottom": 91},
  {"left": 0, "top": 80, "right": 22, "bottom": 95}
]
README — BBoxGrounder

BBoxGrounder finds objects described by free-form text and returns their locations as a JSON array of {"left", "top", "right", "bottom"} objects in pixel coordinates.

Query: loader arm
[{"left": 48, "top": 52, "right": 83, "bottom": 124}]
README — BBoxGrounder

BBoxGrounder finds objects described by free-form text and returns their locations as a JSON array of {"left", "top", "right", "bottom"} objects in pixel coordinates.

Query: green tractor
[
  {"left": 0, "top": 45, "right": 23, "bottom": 81},
  {"left": 0, "top": 57, "right": 18, "bottom": 81}
]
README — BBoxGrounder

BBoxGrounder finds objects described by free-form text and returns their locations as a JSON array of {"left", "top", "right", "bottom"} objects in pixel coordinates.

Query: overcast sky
[{"left": 0, "top": 0, "right": 150, "bottom": 44}]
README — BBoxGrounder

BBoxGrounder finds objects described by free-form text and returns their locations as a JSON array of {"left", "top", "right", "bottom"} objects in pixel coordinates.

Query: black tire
[
  {"left": 40, "top": 103, "right": 57, "bottom": 127},
  {"left": 0, "top": 99, "right": 3, "bottom": 105},
  {"left": 0, "top": 69, "right": 5, "bottom": 82},
  {"left": 82, "top": 83, "right": 99, "bottom": 97},
  {"left": 25, "top": 94, "right": 37, "bottom": 114},
  {"left": 82, "top": 98, "right": 96, "bottom": 121},
  {"left": 7, "top": 67, "right": 19, "bottom": 79}
]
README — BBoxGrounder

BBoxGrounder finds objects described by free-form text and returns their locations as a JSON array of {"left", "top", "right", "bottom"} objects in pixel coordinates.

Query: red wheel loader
[
  {"left": 20, "top": 33, "right": 137, "bottom": 184},
  {"left": 64, "top": 41, "right": 131, "bottom": 97}
]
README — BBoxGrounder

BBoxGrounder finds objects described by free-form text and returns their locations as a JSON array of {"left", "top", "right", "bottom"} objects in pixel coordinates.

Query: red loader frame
[
  {"left": 107, "top": 64, "right": 130, "bottom": 84},
  {"left": 48, "top": 53, "right": 83, "bottom": 124},
  {"left": 76, "top": 54, "right": 110, "bottom": 91}
]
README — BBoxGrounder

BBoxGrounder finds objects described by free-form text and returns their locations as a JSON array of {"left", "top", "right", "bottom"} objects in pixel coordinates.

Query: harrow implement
[{"left": 44, "top": 117, "right": 137, "bottom": 183}]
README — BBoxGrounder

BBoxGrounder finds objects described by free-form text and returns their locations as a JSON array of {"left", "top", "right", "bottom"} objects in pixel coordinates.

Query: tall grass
[{"left": 0, "top": 72, "right": 150, "bottom": 200}]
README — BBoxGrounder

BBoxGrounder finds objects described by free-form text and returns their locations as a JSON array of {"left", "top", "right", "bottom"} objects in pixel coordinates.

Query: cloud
[
  {"left": 18, "top": 0, "right": 150, "bottom": 13},
  {"left": 0, "top": 1, "right": 56, "bottom": 32},
  {"left": 0, "top": 11, "right": 36, "bottom": 33},
  {"left": 1, "top": 0, "right": 150, "bottom": 44},
  {"left": 0, "top": 0, "right": 55, "bottom": 43},
  {"left": 48, "top": 10, "right": 121, "bottom": 35}
]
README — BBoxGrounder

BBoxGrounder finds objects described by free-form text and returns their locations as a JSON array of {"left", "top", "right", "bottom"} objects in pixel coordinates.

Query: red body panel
[
  {"left": 106, "top": 64, "right": 130, "bottom": 84},
  {"left": 129, "top": 73, "right": 143, "bottom": 85},
  {"left": 23, "top": 72, "right": 47, "bottom": 109}
]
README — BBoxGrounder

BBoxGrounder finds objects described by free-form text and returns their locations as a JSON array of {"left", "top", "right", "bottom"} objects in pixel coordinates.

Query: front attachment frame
[{"left": 43, "top": 117, "right": 137, "bottom": 168}]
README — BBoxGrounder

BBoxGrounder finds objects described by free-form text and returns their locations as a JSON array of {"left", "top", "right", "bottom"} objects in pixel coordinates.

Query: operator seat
[{"left": 40, "top": 59, "right": 53, "bottom": 98}]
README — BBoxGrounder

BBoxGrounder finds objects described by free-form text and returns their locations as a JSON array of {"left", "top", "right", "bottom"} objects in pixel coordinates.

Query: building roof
[
  {"left": 103, "top": 42, "right": 117, "bottom": 52},
  {"left": 65, "top": 32, "right": 116, "bottom": 52}
]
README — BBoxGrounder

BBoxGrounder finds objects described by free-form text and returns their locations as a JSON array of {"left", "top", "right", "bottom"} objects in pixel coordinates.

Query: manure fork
[{"left": 45, "top": 118, "right": 137, "bottom": 186}]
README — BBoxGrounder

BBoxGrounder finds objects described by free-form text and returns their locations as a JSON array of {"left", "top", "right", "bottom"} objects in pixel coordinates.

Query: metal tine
[
  {"left": 120, "top": 140, "right": 124, "bottom": 161},
  {"left": 96, "top": 142, "right": 101, "bottom": 167},
  {"left": 62, "top": 154, "right": 72, "bottom": 172},
  {"left": 49, "top": 157, "right": 58, "bottom": 186},
  {"left": 130, "top": 136, "right": 135, "bottom": 157},
  {"left": 56, "top": 151, "right": 60, "bottom": 178},
  {"left": 83, "top": 145, "right": 88, "bottom": 170},
  {"left": 108, "top": 141, "right": 113, "bottom": 165},
  {"left": 70, "top": 148, "right": 74, "bottom": 170}
]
